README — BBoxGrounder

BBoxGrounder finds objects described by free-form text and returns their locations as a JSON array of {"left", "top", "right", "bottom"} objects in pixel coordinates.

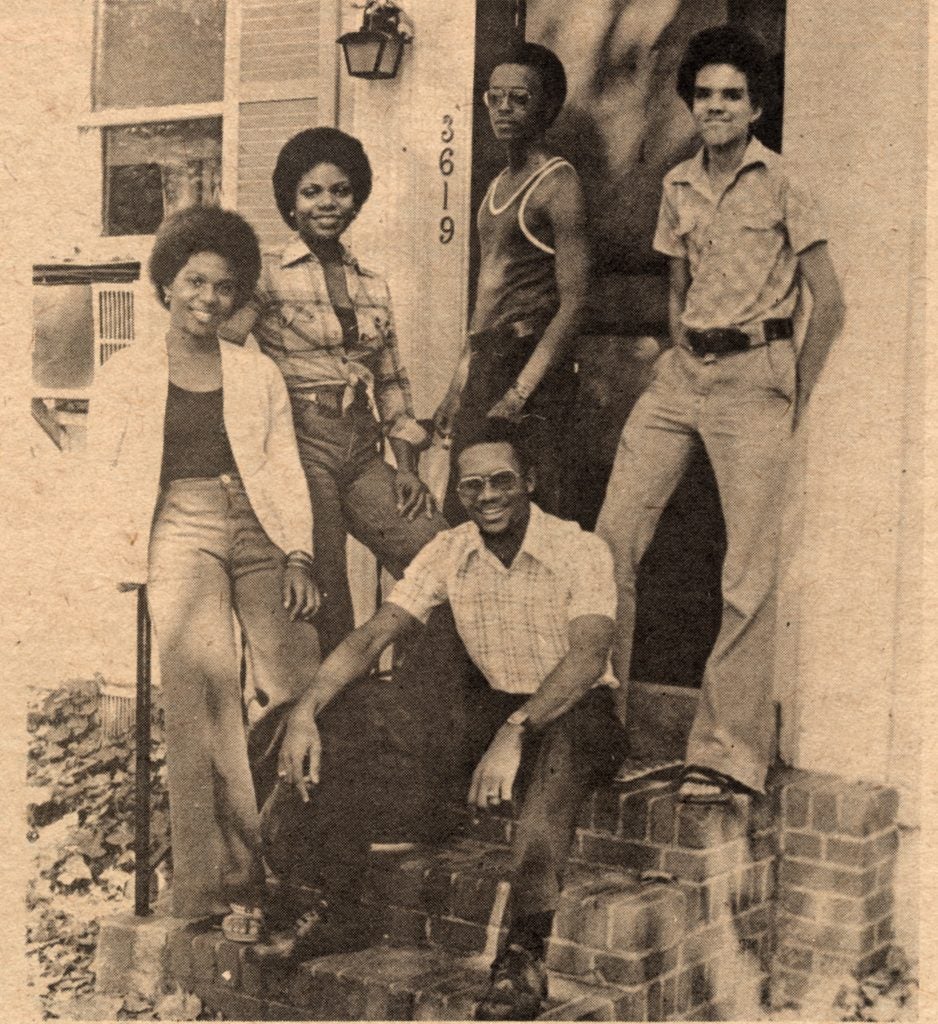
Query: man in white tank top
[{"left": 434, "top": 43, "right": 590, "bottom": 523}]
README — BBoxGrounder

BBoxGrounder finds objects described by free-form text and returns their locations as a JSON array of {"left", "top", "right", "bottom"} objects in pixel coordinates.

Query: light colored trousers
[
  {"left": 147, "top": 475, "right": 320, "bottom": 918},
  {"left": 596, "top": 341, "right": 795, "bottom": 792}
]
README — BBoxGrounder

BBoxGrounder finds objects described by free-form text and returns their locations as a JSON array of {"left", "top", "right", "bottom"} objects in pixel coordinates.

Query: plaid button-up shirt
[
  {"left": 224, "top": 237, "right": 426, "bottom": 447},
  {"left": 389, "top": 504, "right": 618, "bottom": 694},
  {"left": 653, "top": 137, "right": 826, "bottom": 332}
]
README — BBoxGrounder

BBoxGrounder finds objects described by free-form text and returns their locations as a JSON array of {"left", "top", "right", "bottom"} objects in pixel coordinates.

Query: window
[
  {"left": 103, "top": 118, "right": 222, "bottom": 235},
  {"left": 91, "top": 0, "right": 226, "bottom": 236},
  {"left": 93, "top": 0, "right": 225, "bottom": 110}
]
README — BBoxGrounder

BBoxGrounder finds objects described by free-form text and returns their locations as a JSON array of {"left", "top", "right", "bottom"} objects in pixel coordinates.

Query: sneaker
[{"left": 475, "top": 944, "right": 548, "bottom": 1021}]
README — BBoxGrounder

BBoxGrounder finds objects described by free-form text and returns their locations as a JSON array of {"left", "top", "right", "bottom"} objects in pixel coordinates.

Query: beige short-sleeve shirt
[{"left": 653, "top": 137, "right": 827, "bottom": 332}]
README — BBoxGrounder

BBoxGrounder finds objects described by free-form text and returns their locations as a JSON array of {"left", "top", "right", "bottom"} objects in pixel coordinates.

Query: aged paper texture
[{"left": 0, "top": 0, "right": 932, "bottom": 1021}]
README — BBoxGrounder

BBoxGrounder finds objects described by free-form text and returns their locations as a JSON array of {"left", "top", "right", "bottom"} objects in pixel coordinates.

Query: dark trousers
[
  {"left": 264, "top": 607, "right": 628, "bottom": 920},
  {"left": 444, "top": 325, "right": 578, "bottom": 523}
]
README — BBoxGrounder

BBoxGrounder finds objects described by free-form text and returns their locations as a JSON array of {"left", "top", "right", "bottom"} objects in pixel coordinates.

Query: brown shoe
[
  {"left": 475, "top": 944, "right": 548, "bottom": 1020},
  {"left": 246, "top": 903, "right": 374, "bottom": 966}
]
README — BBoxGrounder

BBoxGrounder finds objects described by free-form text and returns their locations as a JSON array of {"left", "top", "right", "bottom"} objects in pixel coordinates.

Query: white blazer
[{"left": 86, "top": 334, "right": 314, "bottom": 585}]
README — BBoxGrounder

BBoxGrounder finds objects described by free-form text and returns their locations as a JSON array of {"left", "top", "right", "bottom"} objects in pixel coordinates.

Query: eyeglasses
[
  {"left": 483, "top": 88, "right": 532, "bottom": 110},
  {"left": 455, "top": 470, "right": 523, "bottom": 500}
]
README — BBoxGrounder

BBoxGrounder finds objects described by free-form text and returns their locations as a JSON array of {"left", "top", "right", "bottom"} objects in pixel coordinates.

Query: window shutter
[{"left": 236, "top": 0, "right": 337, "bottom": 246}]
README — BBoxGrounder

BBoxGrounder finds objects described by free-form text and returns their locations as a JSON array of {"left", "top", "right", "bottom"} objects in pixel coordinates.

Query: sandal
[
  {"left": 677, "top": 765, "right": 755, "bottom": 805},
  {"left": 221, "top": 904, "right": 266, "bottom": 943}
]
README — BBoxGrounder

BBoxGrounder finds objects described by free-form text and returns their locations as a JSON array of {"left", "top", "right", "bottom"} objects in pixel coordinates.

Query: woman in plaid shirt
[{"left": 222, "top": 128, "right": 447, "bottom": 655}]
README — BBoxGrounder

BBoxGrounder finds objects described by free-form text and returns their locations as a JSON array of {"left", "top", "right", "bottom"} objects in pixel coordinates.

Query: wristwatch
[{"left": 506, "top": 709, "right": 530, "bottom": 730}]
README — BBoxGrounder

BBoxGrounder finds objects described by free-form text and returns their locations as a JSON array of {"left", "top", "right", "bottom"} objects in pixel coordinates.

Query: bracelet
[{"left": 286, "top": 550, "right": 315, "bottom": 573}]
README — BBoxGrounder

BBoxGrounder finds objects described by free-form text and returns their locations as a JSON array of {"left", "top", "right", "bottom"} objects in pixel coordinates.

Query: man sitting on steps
[{"left": 274, "top": 417, "right": 629, "bottom": 1020}]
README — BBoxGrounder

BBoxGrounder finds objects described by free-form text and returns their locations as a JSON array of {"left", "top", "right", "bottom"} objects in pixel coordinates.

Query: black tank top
[
  {"left": 160, "top": 382, "right": 236, "bottom": 486},
  {"left": 470, "top": 157, "right": 572, "bottom": 334}
]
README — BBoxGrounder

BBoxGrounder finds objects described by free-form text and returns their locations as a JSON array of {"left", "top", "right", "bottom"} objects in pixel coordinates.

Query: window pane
[
  {"left": 94, "top": 0, "right": 225, "bottom": 110},
  {"left": 104, "top": 118, "right": 222, "bottom": 236}
]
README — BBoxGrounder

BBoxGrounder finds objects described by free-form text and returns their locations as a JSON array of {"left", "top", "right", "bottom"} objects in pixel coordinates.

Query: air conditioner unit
[
  {"left": 31, "top": 263, "right": 141, "bottom": 450},
  {"left": 92, "top": 283, "right": 136, "bottom": 366}
]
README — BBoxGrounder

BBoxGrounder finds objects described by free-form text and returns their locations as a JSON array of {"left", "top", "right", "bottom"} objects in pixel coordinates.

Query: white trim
[
  {"left": 238, "top": 78, "right": 326, "bottom": 104},
  {"left": 487, "top": 155, "right": 567, "bottom": 215},
  {"left": 79, "top": 101, "right": 224, "bottom": 128},
  {"left": 517, "top": 159, "right": 573, "bottom": 255},
  {"left": 33, "top": 387, "right": 93, "bottom": 402},
  {"left": 319, "top": 0, "right": 341, "bottom": 126},
  {"left": 81, "top": 0, "right": 98, "bottom": 114},
  {"left": 220, "top": 0, "right": 242, "bottom": 209}
]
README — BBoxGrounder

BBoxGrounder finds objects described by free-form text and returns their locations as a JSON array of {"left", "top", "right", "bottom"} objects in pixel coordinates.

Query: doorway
[{"left": 468, "top": 0, "right": 787, "bottom": 688}]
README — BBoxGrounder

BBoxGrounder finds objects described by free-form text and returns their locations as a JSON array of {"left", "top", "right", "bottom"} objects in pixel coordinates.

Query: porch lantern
[{"left": 338, "top": 1, "right": 412, "bottom": 80}]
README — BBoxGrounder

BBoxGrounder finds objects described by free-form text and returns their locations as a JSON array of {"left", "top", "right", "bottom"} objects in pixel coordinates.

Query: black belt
[{"left": 686, "top": 318, "right": 793, "bottom": 357}]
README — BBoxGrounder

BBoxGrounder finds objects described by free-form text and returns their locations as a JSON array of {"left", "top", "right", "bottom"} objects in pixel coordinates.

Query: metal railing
[{"left": 134, "top": 586, "right": 153, "bottom": 916}]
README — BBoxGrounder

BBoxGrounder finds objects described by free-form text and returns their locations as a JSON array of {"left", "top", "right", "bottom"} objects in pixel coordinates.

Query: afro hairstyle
[
  {"left": 272, "top": 127, "right": 373, "bottom": 227},
  {"left": 676, "top": 24, "right": 771, "bottom": 114},
  {"left": 148, "top": 205, "right": 261, "bottom": 312}
]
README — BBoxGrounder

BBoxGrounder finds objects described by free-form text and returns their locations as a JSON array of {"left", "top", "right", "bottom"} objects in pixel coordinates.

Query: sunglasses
[
  {"left": 483, "top": 88, "right": 533, "bottom": 110},
  {"left": 455, "top": 470, "right": 524, "bottom": 500}
]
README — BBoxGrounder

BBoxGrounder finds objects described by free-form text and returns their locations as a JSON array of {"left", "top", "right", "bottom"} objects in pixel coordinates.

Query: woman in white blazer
[{"left": 87, "top": 206, "right": 320, "bottom": 933}]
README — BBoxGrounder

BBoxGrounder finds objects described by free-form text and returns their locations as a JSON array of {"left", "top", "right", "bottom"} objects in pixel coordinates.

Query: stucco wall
[
  {"left": 337, "top": 0, "right": 476, "bottom": 419},
  {"left": 776, "top": 0, "right": 925, "bottom": 825}
]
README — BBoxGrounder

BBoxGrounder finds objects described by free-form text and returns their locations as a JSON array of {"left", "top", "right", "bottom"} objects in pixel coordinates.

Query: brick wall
[
  {"left": 771, "top": 769, "right": 900, "bottom": 1009},
  {"left": 101, "top": 765, "right": 903, "bottom": 1020}
]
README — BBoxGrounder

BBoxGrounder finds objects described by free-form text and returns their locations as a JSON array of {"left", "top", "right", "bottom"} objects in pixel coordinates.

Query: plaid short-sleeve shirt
[
  {"left": 653, "top": 137, "right": 826, "bottom": 332},
  {"left": 388, "top": 504, "right": 618, "bottom": 694}
]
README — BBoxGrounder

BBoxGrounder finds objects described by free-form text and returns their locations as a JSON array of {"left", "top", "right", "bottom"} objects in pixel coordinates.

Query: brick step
[
  {"left": 167, "top": 922, "right": 741, "bottom": 1022},
  {"left": 96, "top": 766, "right": 905, "bottom": 1021},
  {"left": 361, "top": 840, "right": 772, "bottom": 1019},
  {"left": 449, "top": 763, "right": 776, "bottom": 884},
  {"left": 365, "top": 841, "right": 694, "bottom": 961},
  {"left": 169, "top": 935, "right": 629, "bottom": 1021}
]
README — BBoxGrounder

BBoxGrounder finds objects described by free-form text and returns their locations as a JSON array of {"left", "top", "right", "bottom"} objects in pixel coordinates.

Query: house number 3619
[{"left": 439, "top": 115, "right": 455, "bottom": 244}]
